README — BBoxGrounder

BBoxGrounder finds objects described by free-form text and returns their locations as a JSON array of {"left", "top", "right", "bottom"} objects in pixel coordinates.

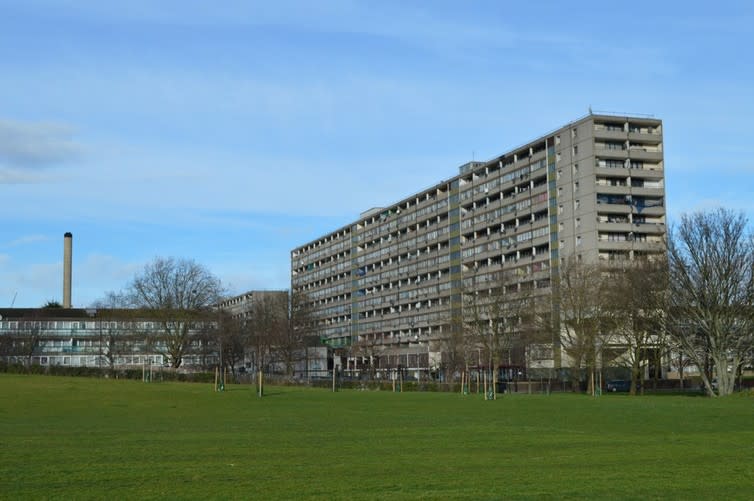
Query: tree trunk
[{"left": 630, "top": 347, "right": 641, "bottom": 396}]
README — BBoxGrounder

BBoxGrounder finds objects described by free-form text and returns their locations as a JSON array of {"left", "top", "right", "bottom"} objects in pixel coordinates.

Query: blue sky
[{"left": 2, "top": 0, "right": 753, "bottom": 308}]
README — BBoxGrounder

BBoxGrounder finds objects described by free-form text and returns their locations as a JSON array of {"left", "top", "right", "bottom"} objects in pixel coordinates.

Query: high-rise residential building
[{"left": 291, "top": 113, "right": 665, "bottom": 376}]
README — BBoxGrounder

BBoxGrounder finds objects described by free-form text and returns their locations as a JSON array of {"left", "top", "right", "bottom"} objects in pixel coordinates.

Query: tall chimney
[{"left": 63, "top": 232, "right": 72, "bottom": 308}]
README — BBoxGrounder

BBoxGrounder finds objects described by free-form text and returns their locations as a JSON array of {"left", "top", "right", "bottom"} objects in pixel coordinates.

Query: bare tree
[
  {"left": 91, "top": 293, "right": 134, "bottom": 373},
  {"left": 245, "top": 293, "right": 287, "bottom": 374},
  {"left": 349, "top": 336, "right": 380, "bottom": 379},
  {"left": 462, "top": 269, "right": 544, "bottom": 397},
  {"left": 215, "top": 311, "right": 245, "bottom": 375},
  {"left": 667, "top": 209, "right": 754, "bottom": 396},
  {"left": 277, "top": 291, "right": 315, "bottom": 377},
  {"left": 438, "top": 306, "right": 474, "bottom": 383},
  {"left": 0, "top": 333, "right": 13, "bottom": 364},
  {"left": 603, "top": 257, "right": 668, "bottom": 395},
  {"left": 124, "top": 257, "right": 224, "bottom": 368},
  {"left": 0, "top": 314, "right": 43, "bottom": 367},
  {"left": 554, "top": 257, "right": 614, "bottom": 394},
  {"left": 18, "top": 319, "right": 42, "bottom": 368},
  {"left": 99, "top": 316, "right": 135, "bottom": 374}
]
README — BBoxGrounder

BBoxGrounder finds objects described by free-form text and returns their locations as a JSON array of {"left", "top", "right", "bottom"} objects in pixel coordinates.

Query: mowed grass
[{"left": 1, "top": 376, "right": 753, "bottom": 500}]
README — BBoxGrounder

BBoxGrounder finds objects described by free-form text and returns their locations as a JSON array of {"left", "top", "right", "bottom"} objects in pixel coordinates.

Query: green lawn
[{"left": 1, "top": 375, "right": 753, "bottom": 500}]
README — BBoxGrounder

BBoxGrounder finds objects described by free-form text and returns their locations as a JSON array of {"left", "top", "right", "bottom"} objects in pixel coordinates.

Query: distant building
[
  {"left": 0, "top": 307, "right": 211, "bottom": 369},
  {"left": 217, "top": 290, "right": 288, "bottom": 320},
  {"left": 217, "top": 290, "right": 330, "bottom": 375},
  {"left": 0, "top": 289, "right": 330, "bottom": 376}
]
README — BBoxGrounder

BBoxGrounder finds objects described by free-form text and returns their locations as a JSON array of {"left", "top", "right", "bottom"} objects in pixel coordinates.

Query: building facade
[
  {"left": 0, "top": 307, "right": 212, "bottom": 369},
  {"left": 291, "top": 113, "right": 665, "bottom": 375},
  {"left": 0, "top": 289, "right": 326, "bottom": 373},
  {"left": 217, "top": 290, "right": 289, "bottom": 320}
]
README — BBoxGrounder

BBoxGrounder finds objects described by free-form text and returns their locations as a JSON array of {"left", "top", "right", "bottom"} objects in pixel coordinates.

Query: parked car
[{"left": 606, "top": 380, "right": 632, "bottom": 392}]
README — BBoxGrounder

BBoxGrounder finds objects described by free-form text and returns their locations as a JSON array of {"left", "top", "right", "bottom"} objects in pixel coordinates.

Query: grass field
[{"left": 1, "top": 375, "right": 753, "bottom": 500}]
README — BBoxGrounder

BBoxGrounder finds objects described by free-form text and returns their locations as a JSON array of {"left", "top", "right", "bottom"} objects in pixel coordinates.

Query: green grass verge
[{"left": 1, "top": 375, "right": 753, "bottom": 500}]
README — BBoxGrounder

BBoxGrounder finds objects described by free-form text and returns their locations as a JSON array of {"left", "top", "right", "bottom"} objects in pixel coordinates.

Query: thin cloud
[
  {"left": 4, "top": 234, "right": 50, "bottom": 247},
  {"left": 0, "top": 168, "right": 55, "bottom": 184},
  {"left": 0, "top": 253, "right": 146, "bottom": 308},
  {"left": 76, "top": 253, "right": 144, "bottom": 284},
  {"left": 0, "top": 118, "right": 82, "bottom": 170}
]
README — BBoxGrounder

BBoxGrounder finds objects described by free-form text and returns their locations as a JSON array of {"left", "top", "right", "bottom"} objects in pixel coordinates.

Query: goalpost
[{"left": 214, "top": 366, "right": 227, "bottom": 392}]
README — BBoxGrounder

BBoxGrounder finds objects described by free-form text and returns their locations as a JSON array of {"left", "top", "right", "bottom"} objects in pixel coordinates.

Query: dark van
[{"left": 606, "top": 380, "right": 632, "bottom": 392}]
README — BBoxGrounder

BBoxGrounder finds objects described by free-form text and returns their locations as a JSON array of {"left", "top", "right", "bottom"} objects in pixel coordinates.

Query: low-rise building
[{"left": 0, "top": 307, "right": 212, "bottom": 369}]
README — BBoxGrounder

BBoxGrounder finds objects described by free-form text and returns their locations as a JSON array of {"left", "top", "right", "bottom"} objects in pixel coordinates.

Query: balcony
[
  {"left": 632, "top": 241, "right": 666, "bottom": 252},
  {"left": 633, "top": 205, "right": 665, "bottom": 217},
  {"left": 627, "top": 147, "right": 662, "bottom": 161},
  {"left": 628, "top": 130, "right": 661, "bottom": 143},
  {"left": 595, "top": 202, "right": 632, "bottom": 214},
  {"left": 632, "top": 222, "right": 665, "bottom": 235},
  {"left": 531, "top": 233, "right": 550, "bottom": 248},
  {"left": 597, "top": 221, "right": 633, "bottom": 233},
  {"left": 593, "top": 128, "right": 627, "bottom": 141},
  {"left": 630, "top": 166, "right": 663, "bottom": 179},
  {"left": 596, "top": 166, "right": 630, "bottom": 178},
  {"left": 629, "top": 186, "right": 664, "bottom": 197},
  {"left": 597, "top": 240, "right": 635, "bottom": 251},
  {"left": 595, "top": 185, "right": 631, "bottom": 195},
  {"left": 594, "top": 147, "right": 628, "bottom": 160}
]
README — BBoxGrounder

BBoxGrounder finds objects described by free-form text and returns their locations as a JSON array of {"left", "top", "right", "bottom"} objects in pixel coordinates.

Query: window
[
  {"left": 576, "top": 236, "right": 582, "bottom": 246},
  {"left": 532, "top": 227, "right": 548, "bottom": 239},
  {"left": 598, "top": 159, "right": 625, "bottom": 169},
  {"left": 573, "top": 163, "right": 579, "bottom": 174},
  {"left": 573, "top": 145, "right": 578, "bottom": 155},
  {"left": 575, "top": 218, "right": 581, "bottom": 228}
]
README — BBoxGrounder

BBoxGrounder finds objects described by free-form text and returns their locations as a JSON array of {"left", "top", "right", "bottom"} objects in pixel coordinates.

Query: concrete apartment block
[{"left": 291, "top": 114, "right": 665, "bottom": 375}]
